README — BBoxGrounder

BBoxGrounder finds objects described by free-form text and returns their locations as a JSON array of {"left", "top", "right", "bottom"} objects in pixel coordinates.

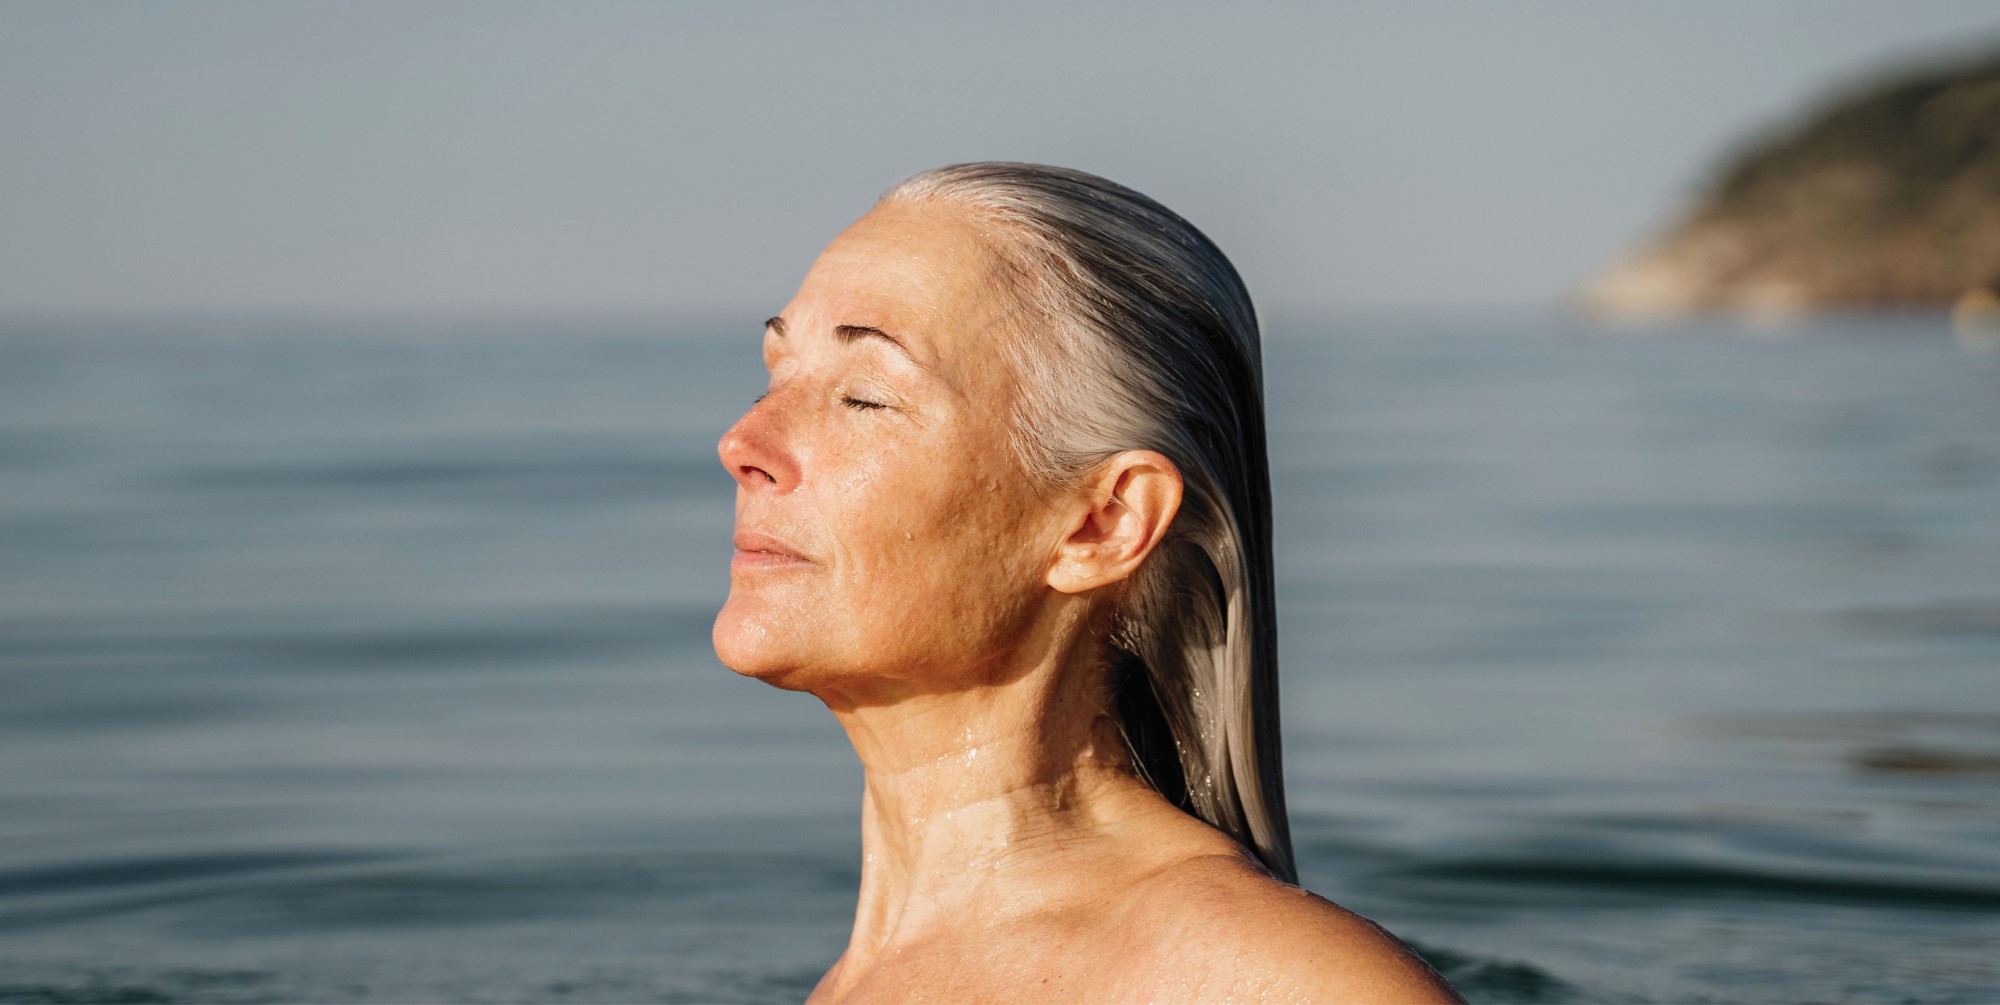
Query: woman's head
[{"left": 714, "top": 163, "right": 1293, "bottom": 882}]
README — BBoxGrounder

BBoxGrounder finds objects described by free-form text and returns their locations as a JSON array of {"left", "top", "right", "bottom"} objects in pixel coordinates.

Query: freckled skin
[
  {"left": 715, "top": 201, "right": 1054, "bottom": 700},
  {"left": 713, "top": 199, "right": 1462, "bottom": 1004}
]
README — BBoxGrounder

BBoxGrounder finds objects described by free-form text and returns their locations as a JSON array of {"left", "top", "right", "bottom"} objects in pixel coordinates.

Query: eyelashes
[{"left": 750, "top": 391, "right": 889, "bottom": 412}]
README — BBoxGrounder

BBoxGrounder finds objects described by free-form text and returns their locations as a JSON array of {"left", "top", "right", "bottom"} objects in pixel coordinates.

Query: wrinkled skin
[
  {"left": 713, "top": 197, "right": 1462, "bottom": 1004},
  {"left": 714, "top": 199, "right": 1062, "bottom": 705}
]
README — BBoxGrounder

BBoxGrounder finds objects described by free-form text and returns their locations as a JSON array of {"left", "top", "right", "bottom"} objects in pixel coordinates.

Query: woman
[{"left": 714, "top": 163, "right": 1461, "bottom": 1003}]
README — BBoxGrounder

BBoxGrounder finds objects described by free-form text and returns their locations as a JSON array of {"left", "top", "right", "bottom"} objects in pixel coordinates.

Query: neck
[{"left": 817, "top": 605, "right": 1154, "bottom": 961}]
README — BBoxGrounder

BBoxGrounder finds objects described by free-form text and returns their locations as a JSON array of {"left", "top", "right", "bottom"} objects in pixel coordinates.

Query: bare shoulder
[{"left": 1119, "top": 852, "right": 1464, "bottom": 1004}]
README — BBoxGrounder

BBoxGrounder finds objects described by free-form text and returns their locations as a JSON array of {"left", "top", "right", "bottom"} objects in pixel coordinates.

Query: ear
[{"left": 1047, "top": 450, "right": 1183, "bottom": 594}]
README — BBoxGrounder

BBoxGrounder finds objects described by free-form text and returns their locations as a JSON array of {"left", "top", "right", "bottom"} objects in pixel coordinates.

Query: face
[{"left": 713, "top": 199, "right": 1070, "bottom": 699}]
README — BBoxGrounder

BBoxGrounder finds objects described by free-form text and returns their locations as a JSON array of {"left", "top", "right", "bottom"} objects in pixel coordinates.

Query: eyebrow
[{"left": 763, "top": 316, "right": 928, "bottom": 371}]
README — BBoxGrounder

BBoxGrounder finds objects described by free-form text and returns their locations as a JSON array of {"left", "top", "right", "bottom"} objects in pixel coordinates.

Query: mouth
[{"left": 731, "top": 529, "right": 812, "bottom": 569}]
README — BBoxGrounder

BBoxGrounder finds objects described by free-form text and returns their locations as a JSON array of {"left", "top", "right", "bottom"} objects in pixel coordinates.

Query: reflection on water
[
  {"left": 1851, "top": 747, "right": 2000, "bottom": 776},
  {"left": 1695, "top": 710, "right": 2000, "bottom": 778},
  {"left": 1, "top": 314, "right": 1997, "bottom": 1003}
]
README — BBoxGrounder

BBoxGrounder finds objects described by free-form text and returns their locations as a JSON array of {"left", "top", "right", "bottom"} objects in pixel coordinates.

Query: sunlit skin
[{"left": 714, "top": 197, "right": 1462, "bottom": 1003}]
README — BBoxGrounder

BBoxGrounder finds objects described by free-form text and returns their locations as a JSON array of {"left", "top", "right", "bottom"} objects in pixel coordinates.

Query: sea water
[{"left": 1, "top": 314, "right": 1996, "bottom": 1003}]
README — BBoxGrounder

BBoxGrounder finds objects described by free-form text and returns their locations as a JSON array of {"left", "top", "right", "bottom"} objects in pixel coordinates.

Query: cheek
[
  {"left": 825, "top": 438, "right": 1050, "bottom": 669},
  {"left": 712, "top": 406, "right": 1055, "bottom": 687}
]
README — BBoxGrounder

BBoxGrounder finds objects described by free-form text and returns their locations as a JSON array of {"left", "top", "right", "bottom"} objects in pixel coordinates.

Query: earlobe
[{"left": 1046, "top": 451, "right": 1183, "bottom": 595}]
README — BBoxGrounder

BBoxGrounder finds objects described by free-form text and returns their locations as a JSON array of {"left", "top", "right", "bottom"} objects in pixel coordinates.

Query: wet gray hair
[{"left": 883, "top": 163, "right": 1295, "bottom": 883}]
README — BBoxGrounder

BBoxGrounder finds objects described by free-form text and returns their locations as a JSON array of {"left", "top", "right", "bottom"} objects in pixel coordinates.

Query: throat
[
  {"left": 846, "top": 756, "right": 1151, "bottom": 958},
  {"left": 830, "top": 671, "right": 1148, "bottom": 954}
]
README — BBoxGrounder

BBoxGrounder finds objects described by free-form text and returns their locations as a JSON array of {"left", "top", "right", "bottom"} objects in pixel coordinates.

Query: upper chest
[{"left": 809, "top": 914, "right": 1205, "bottom": 1004}]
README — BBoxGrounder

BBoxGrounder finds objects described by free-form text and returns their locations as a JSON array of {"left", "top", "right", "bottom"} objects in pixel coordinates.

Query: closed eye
[{"left": 841, "top": 395, "right": 888, "bottom": 411}]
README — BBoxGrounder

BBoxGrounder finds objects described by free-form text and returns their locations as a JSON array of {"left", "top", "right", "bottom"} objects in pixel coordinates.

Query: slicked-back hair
[{"left": 885, "top": 162, "right": 1295, "bottom": 883}]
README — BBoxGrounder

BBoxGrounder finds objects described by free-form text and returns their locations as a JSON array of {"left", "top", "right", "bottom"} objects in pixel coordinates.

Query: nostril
[{"left": 717, "top": 413, "right": 790, "bottom": 490}]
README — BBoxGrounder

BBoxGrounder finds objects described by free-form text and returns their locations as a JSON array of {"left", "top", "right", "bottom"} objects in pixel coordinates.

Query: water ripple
[{"left": 1399, "top": 857, "right": 2000, "bottom": 910}]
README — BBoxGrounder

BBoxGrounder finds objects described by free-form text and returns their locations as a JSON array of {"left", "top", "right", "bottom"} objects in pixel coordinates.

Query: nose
[{"left": 718, "top": 394, "right": 800, "bottom": 492}]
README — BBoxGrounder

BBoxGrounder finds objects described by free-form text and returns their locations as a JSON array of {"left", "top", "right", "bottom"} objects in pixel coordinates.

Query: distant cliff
[{"left": 1581, "top": 52, "right": 2000, "bottom": 318}]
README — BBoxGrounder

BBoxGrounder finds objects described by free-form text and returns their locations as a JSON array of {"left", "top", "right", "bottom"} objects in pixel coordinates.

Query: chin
[{"left": 712, "top": 596, "right": 816, "bottom": 691}]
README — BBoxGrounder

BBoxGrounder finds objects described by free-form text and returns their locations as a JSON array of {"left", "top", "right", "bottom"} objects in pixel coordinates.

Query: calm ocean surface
[{"left": 1, "top": 314, "right": 1997, "bottom": 1004}]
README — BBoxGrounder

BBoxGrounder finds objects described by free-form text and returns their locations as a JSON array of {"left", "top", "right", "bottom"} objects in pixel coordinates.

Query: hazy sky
[{"left": 4, "top": 1, "right": 1998, "bottom": 317}]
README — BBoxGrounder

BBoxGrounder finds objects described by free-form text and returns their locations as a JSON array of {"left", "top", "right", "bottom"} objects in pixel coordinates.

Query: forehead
[{"left": 785, "top": 199, "right": 1022, "bottom": 365}]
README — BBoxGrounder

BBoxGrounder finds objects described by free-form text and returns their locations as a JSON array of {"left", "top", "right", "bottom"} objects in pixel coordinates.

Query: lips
[{"left": 732, "top": 528, "right": 811, "bottom": 564}]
